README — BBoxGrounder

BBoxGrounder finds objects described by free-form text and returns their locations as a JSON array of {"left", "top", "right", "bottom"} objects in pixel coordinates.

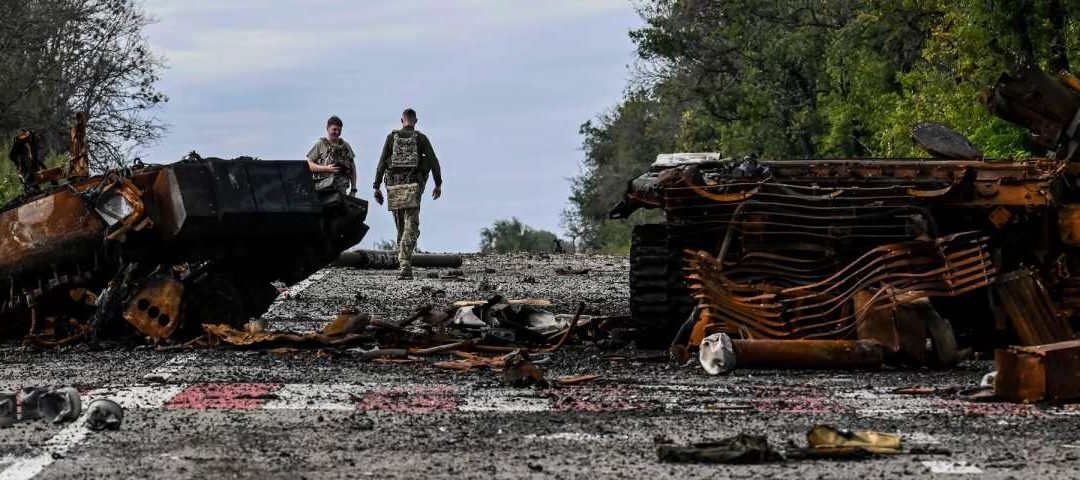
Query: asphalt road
[{"left": 1, "top": 254, "right": 1078, "bottom": 479}]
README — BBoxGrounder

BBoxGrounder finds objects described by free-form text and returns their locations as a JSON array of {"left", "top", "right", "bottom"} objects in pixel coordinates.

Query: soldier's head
[
  {"left": 401, "top": 108, "right": 417, "bottom": 127},
  {"left": 326, "top": 116, "right": 343, "bottom": 141}
]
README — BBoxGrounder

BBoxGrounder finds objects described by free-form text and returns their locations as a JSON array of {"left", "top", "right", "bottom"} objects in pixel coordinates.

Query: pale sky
[{"left": 140, "top": 1, "right": 643, "bottom": 252}]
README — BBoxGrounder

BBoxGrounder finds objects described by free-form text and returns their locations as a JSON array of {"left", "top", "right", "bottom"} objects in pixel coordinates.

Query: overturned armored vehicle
[
  {"left": 1, "top": 132, "right": 368, "bottom": 345},
  {"left": 613, "top": 68, "right": 1080, "bottom": 361}
]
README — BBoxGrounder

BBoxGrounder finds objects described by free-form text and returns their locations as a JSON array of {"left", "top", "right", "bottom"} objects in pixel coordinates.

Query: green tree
[
  {"left": 480, "top": 218, "right": 563, "bottom": 254},
  {"left": 0, "top": 0, "right": 166, "bottom": 171},
  {"left": 567, "top": 0, "right": 1080, "bottom": 253}
]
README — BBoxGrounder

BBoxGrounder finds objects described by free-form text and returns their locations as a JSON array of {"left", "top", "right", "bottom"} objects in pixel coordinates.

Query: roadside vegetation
[
  {"left": 568, "top": 0, "right": 1080, "bottom": 254},
  {"left": 480, "top": 217, "right": 568, "bottom": 254},
  {"left": 0, "top": 0, "right": 166, "bottom": 206}
]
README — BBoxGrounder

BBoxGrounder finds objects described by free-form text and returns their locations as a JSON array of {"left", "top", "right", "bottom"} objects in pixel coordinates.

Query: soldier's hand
[
  {"left": 373, "top": 189, "right": 384, "bottom": 205},
  {"left": 433, "top": 186, "right": 442, "bottom": 200},
  {"left": 326, "top": 165, "right": 341, "bottom": 173}
]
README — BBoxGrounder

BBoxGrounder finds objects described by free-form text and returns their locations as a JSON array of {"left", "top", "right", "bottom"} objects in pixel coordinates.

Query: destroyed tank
[
  {"left": 0, "top": 130, "right": 369, "bottom": 345},
  {"left": 612, "top": 67, "right": 1080, "bottom": 356}
]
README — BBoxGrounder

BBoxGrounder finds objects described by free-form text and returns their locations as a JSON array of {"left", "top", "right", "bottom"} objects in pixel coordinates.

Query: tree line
[
  {"left": 0, "top": 0, "right": 165, "bottom": 204},
  {"left": 564, "top": 0, "right": 1079, "bottom": 254}
]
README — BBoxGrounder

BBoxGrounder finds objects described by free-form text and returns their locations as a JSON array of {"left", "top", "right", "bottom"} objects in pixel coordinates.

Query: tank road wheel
[{"left": 630, "top": 224, "right": 678, "bottom": 348}]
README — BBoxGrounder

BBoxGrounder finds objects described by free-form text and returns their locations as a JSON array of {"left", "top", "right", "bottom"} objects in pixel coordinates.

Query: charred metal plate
[
  {"left": 911, "top": 123, "right": 983, "bottom": 159},
  {"left": 995, "top": 340, "right": 1080, "bottom": 403},
  {"left": 0, "top": 189, "right": 107, "bottom": 276},
  {"left": 123, "top": 275, "right": 184, "bottom": 339},
  {"left": 157, "top": 159, "right": 322, "bottom": 239}
]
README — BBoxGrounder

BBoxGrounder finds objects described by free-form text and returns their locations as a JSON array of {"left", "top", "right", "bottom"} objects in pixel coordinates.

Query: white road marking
[
  {"left": 903, "top": 432, "right": 942, "bottom": 445},
  {"left": 84, "top": 385, "right": 188, "bottom": 410},
  {"left": 276, "top": 271, "right": 327, "bottom": 301},
  {"left": 142, "top": 353, "right": 197, "bottom": 382},
  {"left": 524, "top": 432, "right": 628, "bottom": 442},
  {"left": 0, "top": 358, "right": 195, "bottom": 480},
  {"left": 0, "top": 420, "right": 91, "bottom": 480},
  {"left": 922, "top": 461, "right": 983, "bottom": 474},
  {"left": 0, "top": 384, "right": 181, "bottom": 480}
]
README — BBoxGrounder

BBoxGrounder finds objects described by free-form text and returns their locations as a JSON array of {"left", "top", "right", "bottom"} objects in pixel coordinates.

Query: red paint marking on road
[
  {"left": 357, "top": 385, "right": 458, "bottom": 413},
  {"left": 165, "top": 383, "right": 280, "bottom": 410}
]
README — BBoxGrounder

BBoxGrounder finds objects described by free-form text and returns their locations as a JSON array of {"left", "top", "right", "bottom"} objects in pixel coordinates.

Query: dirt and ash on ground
[{"left": 1, "top": 254, "right": 1079, "bottom": 479}]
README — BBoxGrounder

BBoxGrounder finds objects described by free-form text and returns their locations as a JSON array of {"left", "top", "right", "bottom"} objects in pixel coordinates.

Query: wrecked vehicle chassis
[
  {"left": 0, "top": 158, "right": 368, "bottom": 344},
  {"left": 613, "top": 69, "right": 1080, "bottom": 355}
]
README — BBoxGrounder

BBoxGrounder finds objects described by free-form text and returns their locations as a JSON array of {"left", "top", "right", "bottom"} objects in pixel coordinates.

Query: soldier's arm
[
  {"left": 346, "top": 143, "right": 358, "bottom": 191},
  {"left": 423, "top": 134, "right": 442, "bottom": 187},
  {"left": 373, "top": 134, "right": 393, "bottom": 189},
  {"left": 305, "top": 144, "right": 320, "bottom": 172},
  {"left": 306, "top": 143, "right": 336, "bottom": 173}
]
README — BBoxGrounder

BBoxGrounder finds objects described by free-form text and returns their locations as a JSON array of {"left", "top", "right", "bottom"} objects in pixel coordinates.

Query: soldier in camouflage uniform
[
  {"left": 373, "top": 108, "right": 443, "bottom": 279},
  {"left": 306, "top": 116, "right": 357, "bottom": 196}
]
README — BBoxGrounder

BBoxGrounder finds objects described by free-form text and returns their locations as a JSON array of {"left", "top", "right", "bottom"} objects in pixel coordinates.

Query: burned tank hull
[
  {"left": 614, "top": 68, "right": 1080, "bottom": 356},
  {"left": 0, "top": 157, "right": 368, "bottom": 344}
]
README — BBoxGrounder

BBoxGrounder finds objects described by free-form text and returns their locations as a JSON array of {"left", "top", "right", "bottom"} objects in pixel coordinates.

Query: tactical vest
[
  {"left": 322, "top": 139, "right": 353, "bottom": 172},
  {"left": 386, "top": 131, "right": 422, "bottom": 186}
]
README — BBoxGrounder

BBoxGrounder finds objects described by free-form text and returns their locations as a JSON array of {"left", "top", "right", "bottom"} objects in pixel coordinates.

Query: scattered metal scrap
[
  {"left": 85, "top": 399, "right": 123, "bottom": 431},
  {"left": 0, "top": 386, "right": 114, "bottom": 428},
  {"left": 189, "top": 297, "right": 594, "bottom": 388},
  {"left": 657, "top": 425, "right": 910, "bottom": 465},
  {"left": 994, "top": 339, "right": 1080, "bottom": 403},
  {"left": 699, "top": 333, "right": 885, "bottom": 375},
  {"left": 657, "top": 434, "right": 783, "bottom": 464}
]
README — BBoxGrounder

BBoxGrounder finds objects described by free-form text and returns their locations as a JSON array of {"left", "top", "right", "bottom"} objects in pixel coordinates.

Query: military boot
[{"left": 398, "top": 243, "right": 415, "bottom": 279}]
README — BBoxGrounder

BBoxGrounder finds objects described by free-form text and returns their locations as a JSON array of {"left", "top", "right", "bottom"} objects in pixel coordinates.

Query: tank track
[{"left": 629, "top": 224, "right": 698, "bottom": 348}]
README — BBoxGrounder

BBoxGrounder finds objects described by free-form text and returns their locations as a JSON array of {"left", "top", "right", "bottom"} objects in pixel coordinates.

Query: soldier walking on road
[
  {"left": 373, "top": 108, "right": 442, "bottom": 279},
  {"left": 306, "top": 115, "right": 357, "bottom": 196}
]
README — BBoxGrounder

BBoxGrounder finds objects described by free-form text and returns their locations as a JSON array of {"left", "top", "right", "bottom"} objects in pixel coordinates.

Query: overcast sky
[{"left": 140, "top": 1, "right": 643, "bottom": 252}]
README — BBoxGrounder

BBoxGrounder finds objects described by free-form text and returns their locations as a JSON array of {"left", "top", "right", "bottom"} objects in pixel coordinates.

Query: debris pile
[
  {"left": 658, "top": 425, "right": 913, "bottom": 465},
  {"left": 188, "top": 296, "right": 598, "bottom": 388},
  {"left": 993, "top": 339, "right": 1080, "bottom": 403},
  {"left": 0, "top": 386, "right": 121, "bottom": 430}
]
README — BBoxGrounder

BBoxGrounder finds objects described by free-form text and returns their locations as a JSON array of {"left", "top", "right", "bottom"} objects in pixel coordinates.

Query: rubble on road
[
  {"left": 39, "top": 387, "right": 81, "bottom": 425},
  {"left": 175, "top": 296, "right": 596, "bottom": 387},
  {"left": 659, "top": 426, "right": 911, "bottom": 465},
  {"left": 700, "top": 333, "right": 885, "bottom": 374},
  {"left": 85, "top": 399, "right": 123, "bottom": 431},
  {"left": 0, "top": 392, "right": 14, "bottom": 427},
  {"left": 656, "top": 434, "right": 783, "bottom": 464},
  {"left": 994, "top": 339, "right": 1080, "bottom": 403},
  {"left": 797, "top": 425, "right": 902, "bottom": 457}
]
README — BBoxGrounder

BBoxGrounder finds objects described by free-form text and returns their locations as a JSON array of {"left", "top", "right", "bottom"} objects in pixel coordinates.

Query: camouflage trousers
[{"left": 393, "top": 207, "right": 420, "bottom": 272}]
